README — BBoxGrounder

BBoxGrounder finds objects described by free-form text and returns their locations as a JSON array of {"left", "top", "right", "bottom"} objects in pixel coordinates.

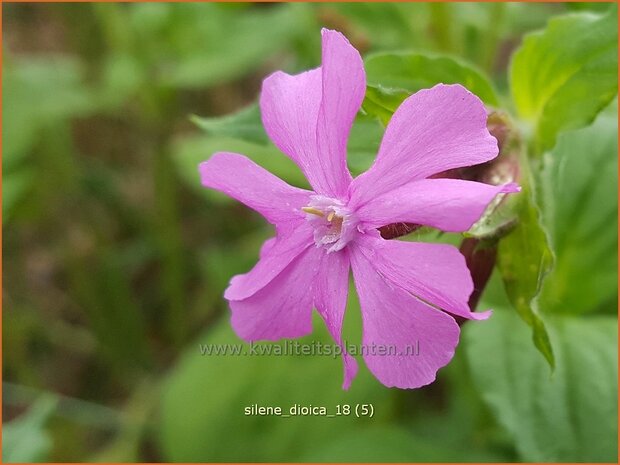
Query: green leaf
[
  {"left": 98, "top": 53, "right": 146, "bottom": 109},
  {"left": 322, "top": 3, "right": 427, "bottom": 51},
  {"left": 538, "top": 113, "right": 618, "bottom": 314},
  {"left": 362, "top": 52, "right": 499, "bottom": 123},
  {"left": 2, "top": 56, "right": 97, "bottom": 222},
  {"left": 361, "top": 85, "right": 407, "bottom": 126},
  {"left": 158, "top": 299, "right": 391, "bottom": 462},
  {"left": 2, "top": 169, "right": 35, "bottom": 224},
  {"left": 346, "top": 115, "right": 384, "bottom": 176},
  {"left": 300, "top": 427, "right": 468, "bottom": 462},
  {"left": 3, "top": 55, "right": 95, "bottom": 167},
  {"left": 191, "top": 104, "right": 268, "bottom": 145},
  {"left": 510, "top": 8, "right": 618, "bottom": 152},
  {"left": 3, "top": 395, "right": 58, "bottom": 463},
  {"left": 155, "top": 4, "right": 311, "bottom": 88},
  {"left": 497, "top": 187, "right": 555, "bottom": 367},
  {"left": 464, "top": 309, "right": 618, "bottom": 462},
  {"left": 302, "top": 427, "right": 429, "bottom": 462}
]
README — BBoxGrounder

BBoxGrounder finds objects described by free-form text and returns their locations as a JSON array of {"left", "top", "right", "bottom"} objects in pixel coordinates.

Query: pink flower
[{"left": 199, "top": 29, "right": 519, "bottom": 389}]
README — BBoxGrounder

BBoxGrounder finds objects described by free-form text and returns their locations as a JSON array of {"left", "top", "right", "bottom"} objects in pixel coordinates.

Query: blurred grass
[{"left": 2, "top": 2, "right": 595, "bottom": 462}]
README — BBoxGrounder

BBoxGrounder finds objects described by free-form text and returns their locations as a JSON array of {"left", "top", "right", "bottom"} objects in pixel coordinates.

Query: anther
[{"left": 302, "top": 207, "right": 325, "bottom": 217}]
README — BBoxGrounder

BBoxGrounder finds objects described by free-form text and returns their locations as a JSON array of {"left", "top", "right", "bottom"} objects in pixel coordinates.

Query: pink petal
[
  {"left": 350, "top": 247, "right": 460, "bottom": 388},
  {"left": 199, "top": 152, "right": 311, "bottom": 226},
  {"left": 314, "top": 249, "right": 358, "bottom": 390},
  {"left": 225, "top": 221, "right": 314, "bottom": 301},
  {"left": 260, "top": 69, "right": 323, "bottom": 188},
  {"left": 316, "top": 29, "right": 366, "bottom": 196},
  {"left": 354, "top": 233, "right": 489, "bottom": 321},
  {"left": 229, "top": 246, "right": 322, "bottom": 342},
  {"left": 260, "top": 29, "right": 365, "bottom": 198},
  {"left": 259, "top": 237, "right": 276, "bottom": 258},
  {"left": 356, "top": 179, "right": 520, "bottom": 232},
  {"left": 349, "top": 84, "right": 498, "bottom": 208}
]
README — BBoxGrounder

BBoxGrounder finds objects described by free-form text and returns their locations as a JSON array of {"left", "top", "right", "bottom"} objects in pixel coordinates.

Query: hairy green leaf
[
  {"left": 362, "top": 52, "right": 499, "bottom": 124},
  {"left": 465, "top": 309, "right": 618, "bottom": 462},
  {"left": 192, "top": 104, "right": 268, "bottom": 145},
  {"left": 3, "top": 396, "right": 57, "bottom": 463},
  {"left": 538, "top": 112, "right": 618, "bottom": 314},
  {"left": 511, "top": 8, "right": 618, "bottom": 152},
  {"left": 497, "top": 187, "right": 555, "bottom": 367}
]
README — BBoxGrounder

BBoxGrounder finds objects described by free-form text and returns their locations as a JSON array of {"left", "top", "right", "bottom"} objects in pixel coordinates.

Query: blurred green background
[{"left": 3, "top": 2, "right": 617, "bottom": 462}]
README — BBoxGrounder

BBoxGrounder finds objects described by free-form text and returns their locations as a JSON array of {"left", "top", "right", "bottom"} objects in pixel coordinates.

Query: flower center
[{"left": 301, "top": 195, "right": 358, "bottom": 253}]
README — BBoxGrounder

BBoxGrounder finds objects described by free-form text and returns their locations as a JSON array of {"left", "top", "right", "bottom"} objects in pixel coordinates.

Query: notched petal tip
[
  {"left": 426, "top": 82, "right": 477, "bottom": 101},
  {"left": 501, "top": 182, "right": 521, "bottom": 193},
  {"left": 468, "top": 308, "right": 493, "bottom": 321},
  {"left": 223, "top": 275, "right": 242, "bottom": 301},
  {"left": 320, "top": 28, "right": 360, "bottom": 63},
  {"left": 432, "top": 82, "right": 469, "bottom": 93},
  {"left": 320, "top": 27, "right": 364, "bottom": 71},
  {"left": 198, "top": 162, "right": 208, "bottom": 185},
  {"left": 341, "top": 358, "right": 359, "bottom": 391},
  {"left": 320, "top": 27, "right": 344, "bottom": 40},
  {"left": 198, "top": 152, "right": 227, "bottom": 187}
]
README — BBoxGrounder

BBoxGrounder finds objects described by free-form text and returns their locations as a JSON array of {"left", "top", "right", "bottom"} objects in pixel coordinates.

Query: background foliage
[{"left": 3, "top": 2, "right": 617, "bottom": 462}]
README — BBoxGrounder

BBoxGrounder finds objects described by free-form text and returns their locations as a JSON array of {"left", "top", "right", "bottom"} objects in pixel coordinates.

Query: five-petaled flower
[{"left": 199, "top": 29, "right": 519, "bottom": 389}]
